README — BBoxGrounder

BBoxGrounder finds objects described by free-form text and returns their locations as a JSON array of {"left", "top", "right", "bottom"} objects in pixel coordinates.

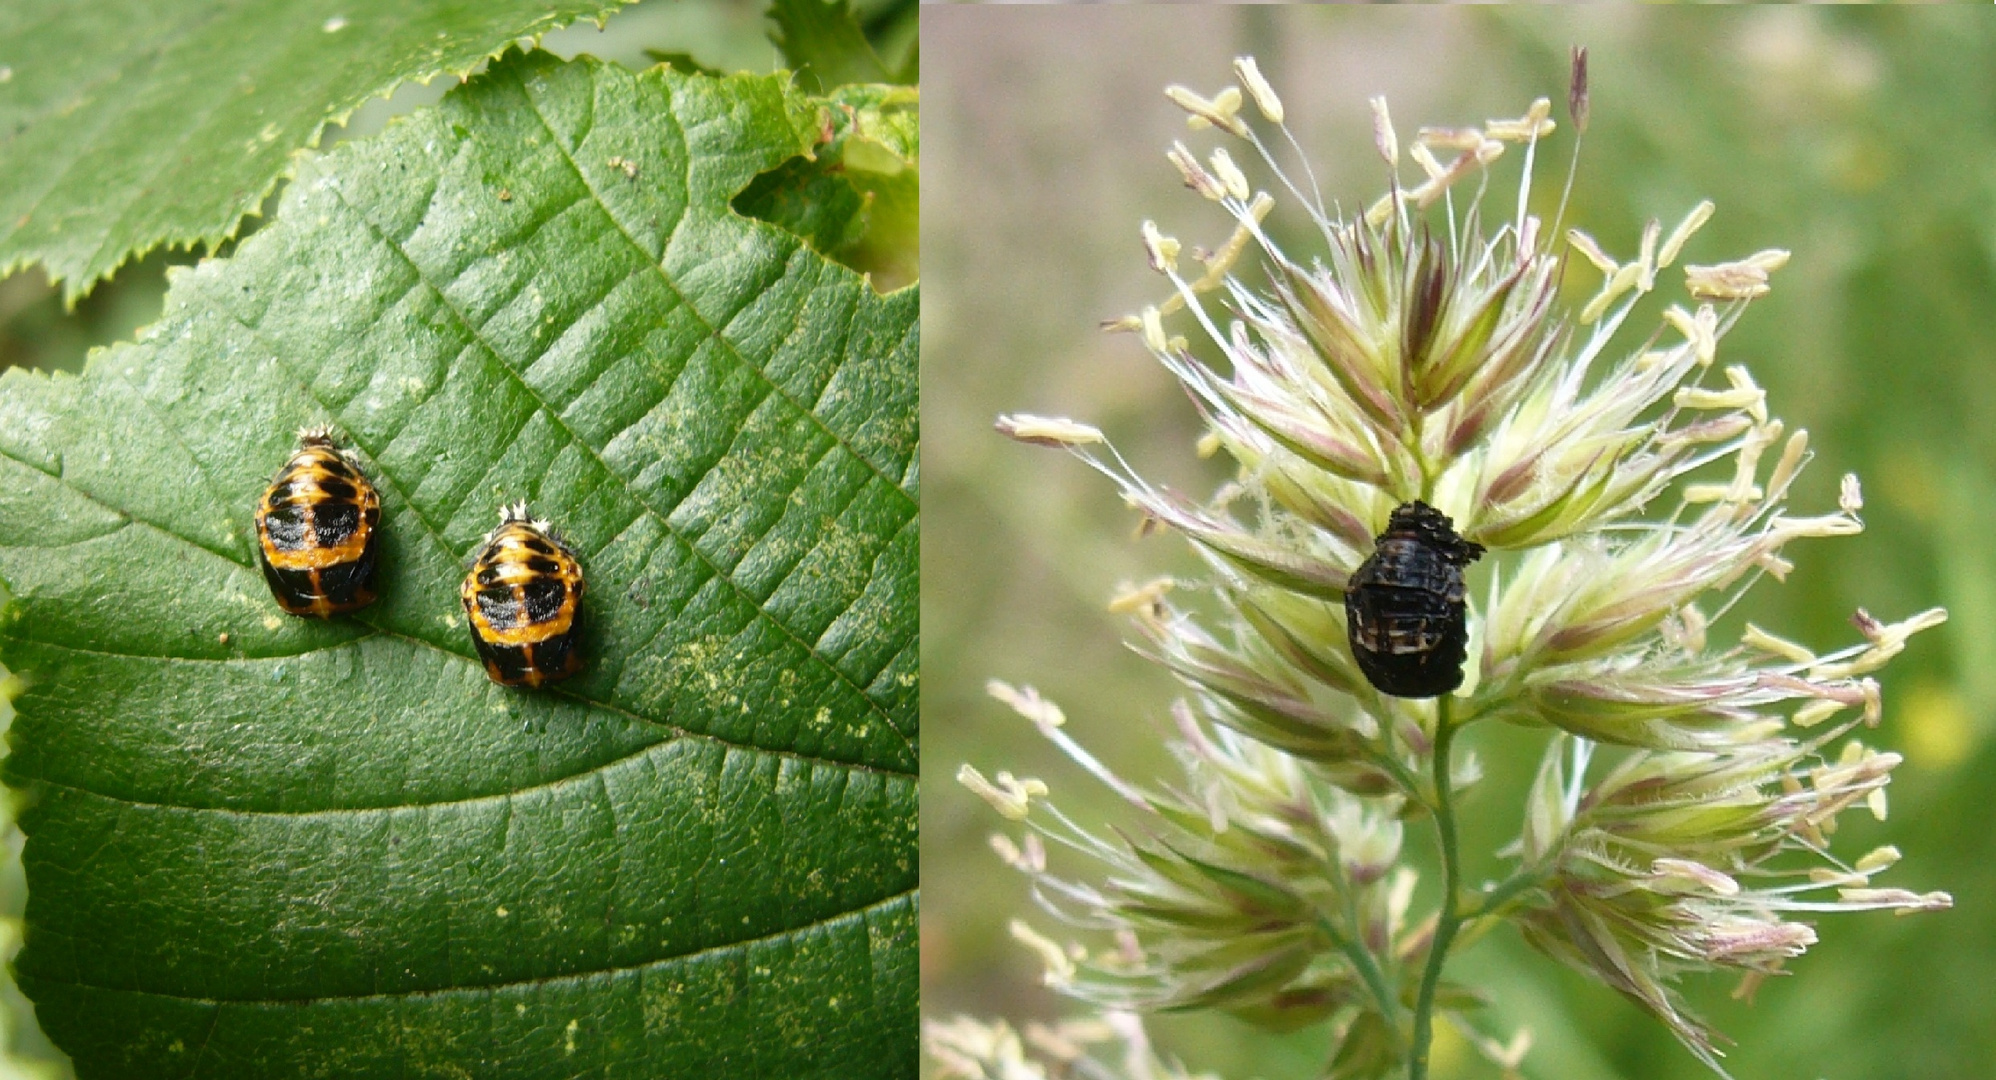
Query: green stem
[
  {"left": 1318, "top": 911, "right": 1401, "bottom": 1049},
  {"left": 1461, "top": 863, "right": 1551, "bottom": 923},
  {"left": 1408, "top": 409, "right": 1434, "bottom": 497},
  {"left": 1407, "top": 698, "right": 1461, "bottom": 1080},
  {"left": 1374, "top": 747, "right": 1426, "bottom": 811}
]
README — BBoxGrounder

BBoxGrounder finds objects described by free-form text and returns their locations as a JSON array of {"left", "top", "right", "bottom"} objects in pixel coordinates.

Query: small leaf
[
  {"left": 641, "top": 50, "right": 726, "bottom": 78},
  {"left": 1222, "top": 977, "right": 1358, "bottom": 1032},
  {"left": 1327, "top": 1007, "right": 1400, "bottom": 1080},
  {"left": 0, "top": 51, "right": 917, "bottom": 1076},
  {"left": 0, "top": 0, "right": 632, "bottom": 301},
  {"left": 1165, "top": 941, "right": 1314, "bottom": 1012},
  {"left": 1522, "top": 732, "right": 1571, "bottom": 863},
  {"left": 829, "top": 84, "right": 920, "bottom": 290},
  {"left": 1160, "top": 843, "right": 1307, "bottom": 921},
  {"left": 736, "top": 84, "right": 919, "bottom": 291}
]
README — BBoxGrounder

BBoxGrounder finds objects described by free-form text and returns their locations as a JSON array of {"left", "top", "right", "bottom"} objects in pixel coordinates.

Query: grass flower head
[{"left": 963, "top": 51, "right": 1949, "bottom": 1080}]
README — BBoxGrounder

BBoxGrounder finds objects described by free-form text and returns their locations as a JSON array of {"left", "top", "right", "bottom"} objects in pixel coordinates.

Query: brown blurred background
[{"left": 922, "top": 7, "right": 1996, "bottom": 1079}]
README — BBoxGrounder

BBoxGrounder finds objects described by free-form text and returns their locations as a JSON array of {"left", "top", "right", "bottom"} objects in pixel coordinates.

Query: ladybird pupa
[
  {"left": 1344, "top": 501, "right": 1485, "bottom": 699},
  {"left": 254, "top": 427, "right": 382, "bottom": 618},
  {"left": 461, "top": 502, "right": 585, "bottom": 688}
]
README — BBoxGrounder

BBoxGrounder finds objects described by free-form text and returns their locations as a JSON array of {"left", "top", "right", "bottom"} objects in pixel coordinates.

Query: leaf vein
[
  {"left": 18, "top": 724, "right": 910, "bottom": 820},
  {"left": 3, "top": 632, "right": 376, "bottom": 667},
  {"left": 105, "top": 363, "right": 249, "bottom": 563},
  {"left": 23, "top": 888, "right": 918, "bottom": 1006},
  {"left": 513, "top": 66, "right": 915, "bottom": 508}
]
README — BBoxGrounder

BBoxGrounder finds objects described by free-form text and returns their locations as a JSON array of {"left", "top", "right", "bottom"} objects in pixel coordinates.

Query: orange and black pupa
[
  {"left": 254, "top": 426, "right": 382, "bottom": 617},
  {"left": 461, "top": 503, "right": 585, "bottom": 688}
]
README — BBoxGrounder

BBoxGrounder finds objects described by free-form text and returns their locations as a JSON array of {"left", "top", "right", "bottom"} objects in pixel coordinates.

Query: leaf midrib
[
  {"left": 6, "top": 609, "right": 916, "bottom": 782},
  {"left": 18, "top": 886, "right": 918, "bottom": 1006},
  {"left": 18, "top": 723, "right": 907, "bottom": 819}
]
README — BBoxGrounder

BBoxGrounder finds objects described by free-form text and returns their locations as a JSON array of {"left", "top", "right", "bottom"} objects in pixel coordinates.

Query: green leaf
[
  {"left": 831, "top": 84, "right": 919, "bottom": 290},
  {"left": 734, "top": 84, "right": 919, "bottom": 291},
  {"left": 640, "top": 50, "right": 726, "bottom": 79},
  {"left": 0, "top": 50, "right": 918, "bottom": 1078},
  {"left": 734, "top": 157, "right": 869, "bottom": 267},
  {"left": 768, "top": 0, "right": 893, "bottom": 95},
  {"left": 1326, "top": 1008, "right": 1398, "bottom": 1080},
  {"left": 0, "top": 0, "right": 628, "bottom": 301},
  {"left": 860, "top": 0, "right": 918, "bottom": 85}
]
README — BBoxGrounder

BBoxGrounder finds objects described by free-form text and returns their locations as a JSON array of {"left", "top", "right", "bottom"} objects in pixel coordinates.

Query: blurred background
[{"left": 922, "top": 7, "right": 1996, "bottom": 1080}]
